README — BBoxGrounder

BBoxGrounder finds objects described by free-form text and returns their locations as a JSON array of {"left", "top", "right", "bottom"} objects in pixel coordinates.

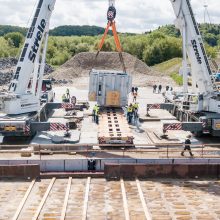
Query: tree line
[{"left": 0, "top": 24, "right": 219, "bottom": 67}]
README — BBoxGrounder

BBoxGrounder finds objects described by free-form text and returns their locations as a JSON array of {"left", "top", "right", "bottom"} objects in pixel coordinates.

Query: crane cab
[
  {"left": 40, "top": 79, "right": 54, "bottom": 103},
  {"left": 181, "top": 93, "right": 204, "bottom": 112}
]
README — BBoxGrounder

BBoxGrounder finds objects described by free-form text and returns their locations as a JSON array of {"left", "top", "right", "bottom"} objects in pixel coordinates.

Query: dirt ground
[{"left": 49, "top": 52, "right": 176, "bottom": 87}]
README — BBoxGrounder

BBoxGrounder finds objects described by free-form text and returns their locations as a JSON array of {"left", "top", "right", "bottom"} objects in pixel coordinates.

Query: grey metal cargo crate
[{"left": 89, "top": 69, "right": 132, "bottom": 107}]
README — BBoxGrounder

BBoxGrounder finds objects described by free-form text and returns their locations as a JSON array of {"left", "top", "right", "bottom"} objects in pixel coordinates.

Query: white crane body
[
  {"left": 0, "top": 0, "right": 56, "bottom": 115},
  {"left": 1, "top": 0, "right": 220, "bottom": 138},
  {"left": 170, "top": 0, "right": 220, "bottom": 114}
]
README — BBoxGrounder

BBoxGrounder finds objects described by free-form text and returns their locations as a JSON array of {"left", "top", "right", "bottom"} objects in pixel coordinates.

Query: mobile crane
[
  {"left": 0, "top": 0, "right": 74, "bottom": 141},
  {"left": 147, "top": 0, "right": 220, "bottom": 137}
]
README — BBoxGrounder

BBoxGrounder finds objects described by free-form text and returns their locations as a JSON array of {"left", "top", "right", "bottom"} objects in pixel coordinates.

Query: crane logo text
[
  {"left": 191, "top": 40, "right": 202, "bottom": 64},
  {"left": 28, "top": 19, "right": 46, "bottom": 63}
]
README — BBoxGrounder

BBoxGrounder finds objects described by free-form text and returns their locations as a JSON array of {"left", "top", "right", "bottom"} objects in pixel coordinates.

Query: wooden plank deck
[{"left": 98, "top": 108, "right": 134, "bottom": 144}]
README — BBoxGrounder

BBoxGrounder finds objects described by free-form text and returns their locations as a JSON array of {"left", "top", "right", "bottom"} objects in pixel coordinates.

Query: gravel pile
[
  {"left": 49, "top": 52, "right": 175, "bottom": 87},
  {"left": 0, "top": 58, "right": 54, "bottom": 86}
]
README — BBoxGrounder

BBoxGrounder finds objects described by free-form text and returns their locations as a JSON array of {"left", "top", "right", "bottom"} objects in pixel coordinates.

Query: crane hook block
[{"left": 107, "top": 6, "right": 116, "bottom": 21}]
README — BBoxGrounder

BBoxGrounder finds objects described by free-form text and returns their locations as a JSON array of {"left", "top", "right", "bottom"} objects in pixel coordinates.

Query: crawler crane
[{"left": 147, "top": 0, "right": 220, "bottom": 137}]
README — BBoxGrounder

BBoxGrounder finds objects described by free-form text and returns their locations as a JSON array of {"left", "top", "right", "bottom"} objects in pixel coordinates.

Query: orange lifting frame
[{"left": 95, "top": 20, "right": 126, "bottom": 73}]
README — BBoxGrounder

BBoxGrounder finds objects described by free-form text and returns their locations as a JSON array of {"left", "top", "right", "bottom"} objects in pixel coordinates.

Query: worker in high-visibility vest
[
  {"left": 127, "top": 104, "right": 133, "bottom": 124},
  {"left": 192, "top": 96, "right": 198, "bottom": 104},
  {"left": 95, "top": 105, "right": 100, "bottom": 124},
  {"left": 66, "top": 88, "right": 70, "bottom": 99},
  {"left": 62, "top": 94, "right": 67, "bottom": 102},
  {"left": 133, "top": 92, "right": 137, "bottom": 102},
  {"left": 92, "top": 105, "right": 100, "bottom": 124},
  {"left": 93, "top": 105, "right": 98, "bottom": 122},
  {"left": 133, "top": 102, "right": 139, "bottom": 120},
  {"left": 133, "top": 102, "right": 139, "bottom": 110}
]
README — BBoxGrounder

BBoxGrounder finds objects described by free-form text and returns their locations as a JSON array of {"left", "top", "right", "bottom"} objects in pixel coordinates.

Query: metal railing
[{"left": 0, "top": 143, "right": 219, "bottom": 159}]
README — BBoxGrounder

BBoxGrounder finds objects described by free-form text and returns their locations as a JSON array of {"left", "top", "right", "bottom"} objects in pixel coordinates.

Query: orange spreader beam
[
  {"left": 98, "top": 21, "right": 122, "bottom": 53},
  {"left": 96, "top": 20, "right": 126, "bottom": 73}
]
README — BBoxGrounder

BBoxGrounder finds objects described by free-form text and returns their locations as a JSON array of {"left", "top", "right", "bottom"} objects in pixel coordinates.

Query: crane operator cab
[
  {"left": 40, "top": 79, "right": 54, "bottom": 103},
  {"left": 182, "top": 93, "right": 203, "bottom": 112}
]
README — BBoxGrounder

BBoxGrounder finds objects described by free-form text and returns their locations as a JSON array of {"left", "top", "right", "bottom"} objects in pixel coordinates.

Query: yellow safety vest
[
  {"left": 133, "top": 103, "right": 139, "bottom": 109},
  {"left": 192, "top": 96, "right": 198, "bottom": 103},
  {"left": 93, "top": 106, "right": 99, "bottom": 115},
  {"left": 128, "top": 107, "right": 133, "bottom": 113}
]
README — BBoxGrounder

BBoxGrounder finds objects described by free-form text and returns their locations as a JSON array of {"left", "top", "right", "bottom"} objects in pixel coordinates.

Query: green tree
[
  {"left": 143, "top": 37, "right": 182, "bottom": 66},
  {"left": 76, "top": 43, "right": 90, "bottom": 53},
  {"left": 4, "top": 32, "right": 24, "bottom": 48},
  {"left": 0, "top": 37, "right": 18, "bottom": 57},
  {"left": 203, "top": 33, "right": 217, "bottom": 46},
  {"left": 94, "top": 40, "right": 114, "bottom": 52}
]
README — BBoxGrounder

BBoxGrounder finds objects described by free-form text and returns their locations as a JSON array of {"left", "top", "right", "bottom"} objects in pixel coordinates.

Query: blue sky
[{"left": 0, "top": 0, "right": 219, "bottom": 33}]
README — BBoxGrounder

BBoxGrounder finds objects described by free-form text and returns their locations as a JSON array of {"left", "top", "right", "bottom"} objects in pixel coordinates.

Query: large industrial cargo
[{"left": 89, "top": 69, "right": 132, "bottom": 107}]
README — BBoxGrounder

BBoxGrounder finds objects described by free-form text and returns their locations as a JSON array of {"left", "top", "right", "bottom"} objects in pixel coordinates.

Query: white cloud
[{"left": 0, "top": 0, "right": 219, "bottom": 33}]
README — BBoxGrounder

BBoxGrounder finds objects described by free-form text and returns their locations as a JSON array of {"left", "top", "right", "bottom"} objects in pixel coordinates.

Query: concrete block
[
  {"left": 120, "top": 164, "right": 135, "bottom": 179},
  {"left": 136, "top": 159, "right": 156, "bottom": 164},
  {"left": 64, "top": 159, "right": 84, "bottom": 171},
  {"left": 45, "top": 160, "right": 65, "bottom": 172},
  {"left": 154, "top": 159, "right": 173, "bottom": 164},
  {"left": 118, "top": 159, "right": 137, "bottom": 164},
  {"left": 28, "top": 160, "right": 46, "bottom": 172},
  {"left": 136, "top": 159, "right": 173, "bottom": 164},
  {"left": 173, "top": 159, "right": 209, "bottom": 164},
  {"left": 8, "top": 160, "right": 28, "bottom": 165},
  {"left": 188, "top": 164, "right": 219, "bottom": 178},
  {"left": 0, "top": 164, "right": 40, "bottom": 178},
  {"left": 101, "top": 159, "right": 119, "bottom": 170},
  {"left": 104, "top": 163, "right": 120, "bottom": 180},
  {"left": 208, "top": 159, "right": 220, "bottom": 164},
  {"left": 104, "top": 164, "right": 220, "bottom": 179},
  {"left": 172, "top": 164, "right": 189, "bottom": 178},
  {"left": 95, "top": 159, "right": 102, "bottom": 171},
  {"left": 0, "top": 160, "right": 9, "bottom": 165}
]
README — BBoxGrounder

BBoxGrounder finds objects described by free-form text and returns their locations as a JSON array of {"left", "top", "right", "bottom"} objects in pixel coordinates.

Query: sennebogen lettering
[
  {"left": 191, "top": 40, "right": 202, "bottom": 64},
  {"left": 28, "top": 19, "right": 46, "bottom": 63}
]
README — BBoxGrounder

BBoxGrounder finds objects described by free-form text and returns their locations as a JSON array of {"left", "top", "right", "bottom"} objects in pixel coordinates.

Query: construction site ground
[
  {"left": 0, "top": 85, "right": 220, "bottom": 160},
  {"left": 0, "top": 84, "right": 219, "bottom": 220},
  {"left": 0, "top": 177, "right": 220, "bottom": 220}
]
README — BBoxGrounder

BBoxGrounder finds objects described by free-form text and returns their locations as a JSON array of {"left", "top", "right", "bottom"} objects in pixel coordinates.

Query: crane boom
[
  {"left": 9, "top": 0, "right": 55, "bottom": 94},
  {"left": 1, "top": 0, "right": 56, "bottom": 115},
  {"left": 170, "top": 0, "right": 217, "bottom": 96},
  {"left": 109, "top": 0, "right": 115, "bottom": 7}
]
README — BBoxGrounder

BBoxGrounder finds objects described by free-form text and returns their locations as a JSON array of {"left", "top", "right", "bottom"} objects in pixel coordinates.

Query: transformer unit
[{"left": 89, "top": 69, "right": 132, "bottom": 107}]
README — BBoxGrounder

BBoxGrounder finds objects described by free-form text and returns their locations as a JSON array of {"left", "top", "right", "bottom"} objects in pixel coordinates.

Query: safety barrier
[{"left": 0, "top": 143, "right": 220, "bottom": 159}]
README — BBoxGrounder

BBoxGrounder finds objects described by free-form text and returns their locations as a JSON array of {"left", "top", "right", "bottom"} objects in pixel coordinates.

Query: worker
[
  {"left": 133, "top": 92, "right": 137, "bottom": 102},
  {"left": 134, "top": 87, "right": 138, "bottom": 94},
  {"left": 192, "top": 96, "right": 198, "bottom": 104},
  {"left": 124, "top": 105, "right": 128, "bottom": 119},
  {"left": 181, "top": 135, "right": 194, "bottom": 157},
  {"left": 95, "top": 105, "right": 100, "bottom": 124},
  {"left": 133, "top": 102, "right": 139, "bottom": 110},
  {"left": 133, "top": 102, "right": 139, "bottom": 122},
  {"left": 62, "top": 94, "right": 66, "bottom": 102},
  {"left": 92, "top": 105, "right": 97, "bottom": 122},
  {"left": 158, "top": 85, "right": 162, "bottom": 93},
  {"left": 153, "top": 85, "right": 157, "bottom": 93},
  {"left": 66, "top": 88, "right": 70, "bottom": 100},
  {"left": 127, "top": 104, "right": 133, "bottom": 124},
  {"left": 131, "top": 87, "right": 135, "bottom": 95}
]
